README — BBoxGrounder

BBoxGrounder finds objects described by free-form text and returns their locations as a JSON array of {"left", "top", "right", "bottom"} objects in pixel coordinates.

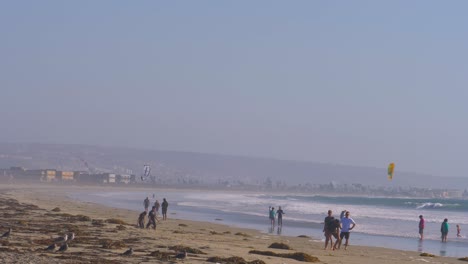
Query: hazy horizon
[{"left": 2, "top": 1, "right": 468, "bottom": 178}]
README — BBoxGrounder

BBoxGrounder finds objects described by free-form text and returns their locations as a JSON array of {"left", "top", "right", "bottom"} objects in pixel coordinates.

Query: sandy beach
[{"left": 0, "top": 184, "right": 465, "bottom": 264}]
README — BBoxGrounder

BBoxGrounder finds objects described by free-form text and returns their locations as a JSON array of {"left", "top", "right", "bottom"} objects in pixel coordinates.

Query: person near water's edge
[
  {"left": 269, "top": 207, "right": 276, "bottom": 226},
  {"left": 161, "top": 198, "right": 169, "bottom": 220},
  {"left": 276, "top": 206, "right": 284, "bottom": 226},
  {"left": 323, "top": 210, "right": 335, "bottom": 250},
  {"left": 419, "top": 215, "right": 425, "bottom": 240},
  {"left": 338, "top": 211, "right": 356, "bottom": 250},
  {"left": 441, "top": 218, "right": 449, "bottom": 242}
]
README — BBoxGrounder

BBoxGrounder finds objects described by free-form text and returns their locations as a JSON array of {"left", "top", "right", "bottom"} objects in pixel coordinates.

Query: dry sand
[{"left": 0, "top": 184, "right": 465, "bottom": 264}]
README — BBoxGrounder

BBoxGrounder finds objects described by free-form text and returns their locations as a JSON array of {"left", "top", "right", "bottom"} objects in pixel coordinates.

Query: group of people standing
[
  {"left": 323, "top": 209, "right": 356, "bottom": 250},
  {"left": 268, "top": 206, "right": 285, "bottom": 227},
  {"left": 138, "top": 196, "right": 169, "bottom": 229},
  {"left": 418, "top": 215, "right": 461, "bottom": 242}
]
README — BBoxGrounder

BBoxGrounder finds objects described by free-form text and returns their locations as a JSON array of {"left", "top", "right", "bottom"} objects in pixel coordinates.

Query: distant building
[{"left": 58, "top": 171, "right": 74, "bottom": 182}]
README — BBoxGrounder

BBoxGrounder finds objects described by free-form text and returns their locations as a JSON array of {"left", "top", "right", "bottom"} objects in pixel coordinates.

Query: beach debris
[
  {"left": 249, "top": 250, "right": 319, "bottom": 262},
  {"left": 235, "top": 232, "right": 250, "bottom": 237},
  {"left": 91, "top": 219, "right": 105, "bottom": 226},
  {"left": 100, "top": 239, "right": 126, "bottom": 249},
  {"left": 106, "top": 218, "right": 129, "bottom": 225},
  {"left": 0, "top": 228, "right": 12, "bottom": 239},
  {"left": 178, "top": 223, "right": 188, "bottom": 227},
  {"left": 419, "top": 252, "right": 436, "bottom": 257},
  {"left": 297, "top": 235, "right": 310, "bottom": 238},
  {"left": 45, "top": 243, "right": 57, "bottom": 251},
  {"left": 148, "top": 250, "right": 174, "bottom": 260},
  {"left": 206, "top": 256, "right": 266, "bottom": 264},
  {"left": 51, "top": 207, "right": 61, "bottom": 212},
  {"left": 122, "top": 247, "right": 133, "bottom": 256},
  {"left": 58, "top": 243, "right": 68, "bottom": 252},
  {"left": 169, "top": 245, "right": 206, "bottom": 254},
  {"left": 175, "top": 250, "right": 187, "bottom": 259},
  {"left": 268, "top": 242, "right": 292, "bottom": 250},
  {"left": 458, "top": 257, "right": 468, "bottom": 261}
]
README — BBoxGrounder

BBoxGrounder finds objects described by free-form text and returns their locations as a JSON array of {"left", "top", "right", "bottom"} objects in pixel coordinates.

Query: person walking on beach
[
  {"left": 323, "top": 210, "right": 335, "bottom": 250},
  {"left": 138, "top": 211, "right": 146, "bottom": 228},
  {"left": 441, "top": 218, "right": 449, "bottom": 242},
  {"left": 338, "top": 211, "right": 356, "bottom": 250},
  {"left": 276, "top": 206, "right": 285, "bottom": 226},
  {"left": 269, "top": 207, "right": 276, "bottom": 227},
  {"left": 457, "top": 224, "right": 461, "bottom": 237},
  {"left": 161, "top": 198, "right": 169, "bottom": 220},
  {"left": 331, "top": 218, "right": 341, "bottom": 250},
  {"left": 154, "top": 200, "right": 160, "bottom": 215},
  {"left": 144, "top": 197, "right": 150, "bottom": 212},
  {"left": 418, "top": 215, "right": 425, "bottom": 240}
]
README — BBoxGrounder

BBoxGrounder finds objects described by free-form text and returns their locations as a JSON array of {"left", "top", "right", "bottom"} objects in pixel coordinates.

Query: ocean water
[{"left": 69, "top": 189, "right": 468, "bottom": 258}]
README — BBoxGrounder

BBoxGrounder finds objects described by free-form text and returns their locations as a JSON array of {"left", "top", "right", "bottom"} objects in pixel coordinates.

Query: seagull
[
  {"left": 67, "top": 232, "right": 75, "bottom": 242},
  {"left": 0, "top": 228, "right": 11, "bottom": 239},
  {"left": 175, "top": 250, "right": 187, "bottom": 259},
  {"left": 45, "top": 243, "right": 57, "bottom": 251},
  {"left": 58, "top": 243, "right": 68, "bottom": 252},
  {"left": 54, "top": 234, "right": 68, "bottom": 244},
  {"left": 122, "top": 247, "right": 133, "bottom": 256}
]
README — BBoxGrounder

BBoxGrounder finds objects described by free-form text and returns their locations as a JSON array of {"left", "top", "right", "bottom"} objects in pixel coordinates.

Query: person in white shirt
[{"left": 338, "top": 211, "right": 356, "bottom": 250}]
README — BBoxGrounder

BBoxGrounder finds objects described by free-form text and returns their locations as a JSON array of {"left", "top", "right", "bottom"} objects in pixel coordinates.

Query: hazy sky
[{"left": 1, "top": 1, "right": 468, "bottom": 177}]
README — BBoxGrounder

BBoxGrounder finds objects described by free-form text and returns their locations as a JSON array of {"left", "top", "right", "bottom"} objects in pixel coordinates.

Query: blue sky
[{"left": 1, "top": 1, "right": 468, "bottom": 177}]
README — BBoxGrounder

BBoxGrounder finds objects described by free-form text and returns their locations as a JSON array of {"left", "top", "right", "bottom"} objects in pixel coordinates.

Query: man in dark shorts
[
  {"left": 323, "top": 210, "right": 335, "bottom": 250},
  {"left": 331, "top": 219, "right": 341, "bottom": 250},
  {"left": 276, "top": 206, "right": 285, "bottom": 226},
  {"left": 338, "top": 211, "right": 356, "bottom": 250},
  {"left": 161, "top": 198, "right": 169, "bottom": 220}
]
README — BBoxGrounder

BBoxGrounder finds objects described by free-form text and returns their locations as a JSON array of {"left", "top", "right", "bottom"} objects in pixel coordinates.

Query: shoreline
[{"left": 0, "top": 184, "right": 465, "bottom": 263}]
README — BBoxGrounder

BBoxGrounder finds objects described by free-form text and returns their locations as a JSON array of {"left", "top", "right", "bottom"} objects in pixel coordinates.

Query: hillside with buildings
[{"left": 1, "top": 143, "right": 468, "bottom": 197}]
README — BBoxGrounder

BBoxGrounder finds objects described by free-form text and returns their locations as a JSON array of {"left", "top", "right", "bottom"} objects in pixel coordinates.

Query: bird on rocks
[
  {"left": 175, "top": 250, "right": 187, "bottom": 259},
  {"left": 58, "top": 243, "right": 68, "bottom": 252},
  {"left": 45, "top": 243, "right": 57, "bottom": 251},
  {"left": 122, "top": 247, "right": 133, "bottom": 256},
  {"left": 54, "top": 234, "right": 68, "bottom": 244},
  {"left": 67, "top": 232, "right": 75, "bottom": 242},
  {"left": 0, "top": 228, "right": 12, "bottom": 239}
]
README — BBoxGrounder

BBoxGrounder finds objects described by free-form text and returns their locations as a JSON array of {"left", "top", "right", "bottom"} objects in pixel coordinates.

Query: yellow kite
[{"left": 387, "top": 163, "right": 395, "bottom": 180}]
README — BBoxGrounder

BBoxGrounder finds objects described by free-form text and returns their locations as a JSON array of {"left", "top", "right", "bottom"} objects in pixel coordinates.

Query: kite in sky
[{"left": 387, "top": 163, "right": 395, "bottom": 180}]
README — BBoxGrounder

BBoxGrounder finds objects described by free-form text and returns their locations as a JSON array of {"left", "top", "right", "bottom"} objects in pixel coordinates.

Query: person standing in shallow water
[
  {"left": 419, "top": 215, "right": 425, "bottom": 240},
  {"left": 276, "top": 206, "right": 285, "bottom": 226},
  {"left": 161, "top": 198, "right": 169, "bottom": 220},
  {"left": 269, "top": 207, "right": 276, "bottom": 227},
  {"left": 441, "top": 218, "right": 449, "bottom": 242}
]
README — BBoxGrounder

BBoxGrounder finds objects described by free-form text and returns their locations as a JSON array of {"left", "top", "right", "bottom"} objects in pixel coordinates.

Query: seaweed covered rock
[{"left": 268, "top": 242, "right": 292, "bottom": 250}]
